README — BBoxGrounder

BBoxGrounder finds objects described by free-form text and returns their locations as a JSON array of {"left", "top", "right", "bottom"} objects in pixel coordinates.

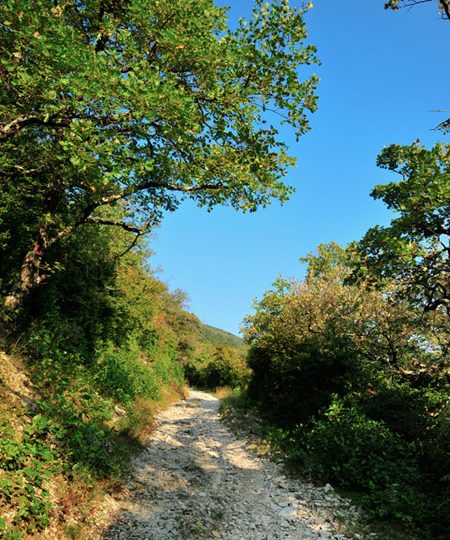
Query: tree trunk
[{"left": 4, "top": 227, "right": 48, "bottom": 309}]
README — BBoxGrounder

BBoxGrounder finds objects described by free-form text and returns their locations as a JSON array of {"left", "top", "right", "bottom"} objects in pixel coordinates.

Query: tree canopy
[
  {"left": 356, "top": 143, "right": 450, "bottom": 317},
  {"left": 0, "top": 0, "right": 318, "bottom": 305}
]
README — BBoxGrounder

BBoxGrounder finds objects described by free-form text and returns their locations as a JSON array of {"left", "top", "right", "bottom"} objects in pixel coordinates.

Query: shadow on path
[{"left": 103, "top": 391, "right": 360, "bottom": 540}]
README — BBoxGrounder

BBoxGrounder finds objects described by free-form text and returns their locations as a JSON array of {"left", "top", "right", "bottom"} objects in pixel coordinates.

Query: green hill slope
[{"left": 199, "top": 324, "right": 244, "bottom": 349}]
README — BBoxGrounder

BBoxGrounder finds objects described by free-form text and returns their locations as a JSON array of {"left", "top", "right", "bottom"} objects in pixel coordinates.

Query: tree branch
[
  {"left": 78, "top": 179, "right": 226, "bottom": 225},
  {"left": 115, "top": 230, "right": 144, "bottom": 259},
  {"left": 0, "top": 115, "right": 70, "bottom": 141},
  {"left": 385, "top": 0, "right": 450, "bottom": 19},
  {"left": 439, "top": 0, "right": 450, "bottom": 19},
  {"left": 83, "top": 216, "right": 145, "bottom": 233}
]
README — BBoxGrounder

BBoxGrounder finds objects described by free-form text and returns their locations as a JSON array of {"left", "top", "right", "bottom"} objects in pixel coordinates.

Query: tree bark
[{"left": 4, "top": 228, "right": 48, "bottom": 309}]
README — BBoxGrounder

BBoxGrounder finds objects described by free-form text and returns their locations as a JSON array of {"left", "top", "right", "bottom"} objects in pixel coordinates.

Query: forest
[{"left": 0, "top": 0, "right": 448, "bottom": 539}]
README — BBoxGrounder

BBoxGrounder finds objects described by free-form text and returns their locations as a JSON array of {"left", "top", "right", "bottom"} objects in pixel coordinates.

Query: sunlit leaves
[
  {"left": 357, "top": 143, "right": 450, "bottom": 316},
  {"left": 1, "top": 0, "right": 318, "bottom": 225}
]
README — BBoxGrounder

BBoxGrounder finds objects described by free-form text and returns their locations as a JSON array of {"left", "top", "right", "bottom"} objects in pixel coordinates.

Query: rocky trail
[{"left": 105, "top": 390, "right": 373, "bottom": 540}]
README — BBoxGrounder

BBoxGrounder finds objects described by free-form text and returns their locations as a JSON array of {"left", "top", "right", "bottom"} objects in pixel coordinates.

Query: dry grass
[{"left": 213, "top": 386, "right": 234, "bottom": 399}]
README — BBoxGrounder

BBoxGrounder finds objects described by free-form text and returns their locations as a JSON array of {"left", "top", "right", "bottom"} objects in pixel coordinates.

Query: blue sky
[{"left": 150, "top": 0, "right": 449, "bottom": 336}]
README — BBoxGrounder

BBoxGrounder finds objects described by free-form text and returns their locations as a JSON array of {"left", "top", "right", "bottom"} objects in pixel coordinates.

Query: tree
[
  {"left": 384, "top": 0, "right": 450, "bottom": 20},
  {"left": 300, "top": 241, "right": 350, "bottom": 282},
  {"left": 357, "top": 143, "right": 450, "bottom": 318},
  {"left": 0, "top": 0, "right": 319, "bottom": 307},
  {"left": 242, "top": 266, "right": 438, "bottom": 424}
]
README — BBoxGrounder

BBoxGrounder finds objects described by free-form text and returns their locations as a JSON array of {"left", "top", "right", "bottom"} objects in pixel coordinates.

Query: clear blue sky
[{"left": 150, "top": 0, "right": 449, "bottom": 336}]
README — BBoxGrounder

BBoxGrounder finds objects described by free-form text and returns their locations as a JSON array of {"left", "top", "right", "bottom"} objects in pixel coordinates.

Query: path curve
[{"left": 105, "top": 390, "right": 368, "bottom": 540}]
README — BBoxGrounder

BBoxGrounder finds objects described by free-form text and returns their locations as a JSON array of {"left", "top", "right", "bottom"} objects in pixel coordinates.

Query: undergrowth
[
  {"left": 219, "top": 391, "right": 435, "bottom": 540},
  {"left": 0, "top": 416, "right": 59, "bottom": 539},
  {"left": 0, "top": 343, "right": 186, "bottom": 539}
]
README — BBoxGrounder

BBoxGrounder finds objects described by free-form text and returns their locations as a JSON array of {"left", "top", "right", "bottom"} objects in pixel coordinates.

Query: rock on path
[{"left": 105, "top": 390, "right": 367, "bottom": 540}]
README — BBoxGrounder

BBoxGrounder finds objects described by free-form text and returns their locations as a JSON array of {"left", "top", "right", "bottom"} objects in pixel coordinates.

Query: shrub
[
  {"left": 357, "top": 384, "right": 450, "bottom": 501},
  {"left": 301, "top": 399, "right": 427, "bottom": 525},
  {"left": 185, "top": 344, "right": 250, "bottom": 389},
  {"left": 0, "top": 416, "right": 60, "bottom": 537},
  {"left": 35, "top": 381, "right": 125, "bottom": 477},
  {"left": 96, "top": 340, "right": 160, "bottom": 404},
  {"left": 247, "top": 336, "right": 361, "bottom": 426}
]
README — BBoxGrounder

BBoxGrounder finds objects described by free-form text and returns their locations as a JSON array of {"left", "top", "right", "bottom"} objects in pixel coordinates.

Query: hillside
[{"left": 200, "top": 324, "right": 244, "bottom": 349}]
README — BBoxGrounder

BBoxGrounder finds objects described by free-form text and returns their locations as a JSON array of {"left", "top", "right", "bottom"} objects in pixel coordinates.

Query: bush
[
  {"left": 247, "top": 337, "right": 361, "bottom": 426},
  {"left": 96, "top": 340, "right": 161, "bottom": 404},
  {"left": 357, "top": 384, "right": 447, "bottom": 442},
  {"left": 185, "top": 344, "right": 250, "bottom": 389},
  {"left": 301, "top": 399, "right": 427, "bottom": 525},
  {"left": 0, "top": 416, "right": 60, "bottom": 537},
  {"left": 357, "top": 384, "right": 450, "bottom": 505}
]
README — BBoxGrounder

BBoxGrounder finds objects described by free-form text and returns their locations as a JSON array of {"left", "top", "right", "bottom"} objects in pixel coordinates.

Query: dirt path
[{"left": 105, "top": 390, "right": 371, "bottom": 540}]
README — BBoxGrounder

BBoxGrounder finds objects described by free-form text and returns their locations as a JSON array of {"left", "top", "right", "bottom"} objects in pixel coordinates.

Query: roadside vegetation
[
  {"left": 0, "top": 219, "right": 245, "bottom": 538},
  {"left": 1, "top": 224, "right": 196, "bottom": 538},
  {"left": 235, "top": 150, "right": 449, "bottom": 539}
]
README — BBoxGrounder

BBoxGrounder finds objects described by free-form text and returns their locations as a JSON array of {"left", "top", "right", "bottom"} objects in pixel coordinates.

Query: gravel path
[{"left": 105, "top": 390, "right": 370, "bottom": 540}]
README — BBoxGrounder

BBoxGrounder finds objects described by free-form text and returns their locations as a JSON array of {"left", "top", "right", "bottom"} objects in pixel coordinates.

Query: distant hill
[{"left": 200, "top": 324, "right": 244, "bottom": 349}]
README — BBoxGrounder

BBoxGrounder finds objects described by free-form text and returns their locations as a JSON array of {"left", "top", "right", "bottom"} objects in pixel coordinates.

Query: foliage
[
  {"left": 242, "top": 257, "right": 440, "bottom": 425},
  {"left": 356, "top": 144, "right": 450, "bottom": 321},
  {"left": 0, "top": 0, "right": 318, "bottom": 304},
  {"left": 301, "top": 399, "right": 427, "bottom": 524},
  {"left": 184, "top": 343, "right": 250, "bottom": 389},
  {"left": 16, "top": 228, "right": 191, "bottom": 474},
  {"left": 96, "top": 337, "right": 185, "bottom": 403},
  {"left": 300, "top": 241, "right": 350, "bottom": 281},
  {"left": 0, "top": 416, "right": 60, "bottom": 537},
  {"left": 242, "top": 242, "right": 449, "bottom": 537},
  {"left": 0, "top": 208, "right": 220, "bottom": 536}
]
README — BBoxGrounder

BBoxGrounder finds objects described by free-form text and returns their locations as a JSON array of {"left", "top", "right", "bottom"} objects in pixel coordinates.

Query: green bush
[
  {"left": 0, "top": 416, "right": 60, "bottom": 537},
  {"left": 301, "top": 399, "right": 427, "bottom": 525},
  {"left": 357, "top": 384, "right": 450, "bottom": 520},
  {"left": 152, "top": 346, "right": 185, "bottom": 388},
  {"left": 185, "top": 344, "right": 250, "bottom": 389},
  {"left": 357, "top": 384, "right": 447, "bottom": 443},
  {"left": 247, "top": 337, "right": 362, "bottom": 426},
  {"left": 96, "top": 339, "right": 160, "bottom": 404},
  {"left": 37, "top": 388, "right": 124, "bottom": 477}
]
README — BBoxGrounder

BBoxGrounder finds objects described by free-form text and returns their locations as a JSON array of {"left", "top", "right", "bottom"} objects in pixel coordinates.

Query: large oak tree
[{"left": 0, "top": 0, "right": 318, "bottom": 306}]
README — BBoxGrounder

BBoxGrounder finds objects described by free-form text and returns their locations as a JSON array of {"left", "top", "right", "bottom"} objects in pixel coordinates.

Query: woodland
[{"left": 0, "top": 0, "right": 448, "bottom": 539}]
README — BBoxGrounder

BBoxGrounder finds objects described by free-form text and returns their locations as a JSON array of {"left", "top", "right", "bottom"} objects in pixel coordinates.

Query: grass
[
  {"left": 119, "top": 384, "right": 187, "bottom": 443},
  {"left": 213, "top": 386, "right": 234, "bottom": 400}
]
